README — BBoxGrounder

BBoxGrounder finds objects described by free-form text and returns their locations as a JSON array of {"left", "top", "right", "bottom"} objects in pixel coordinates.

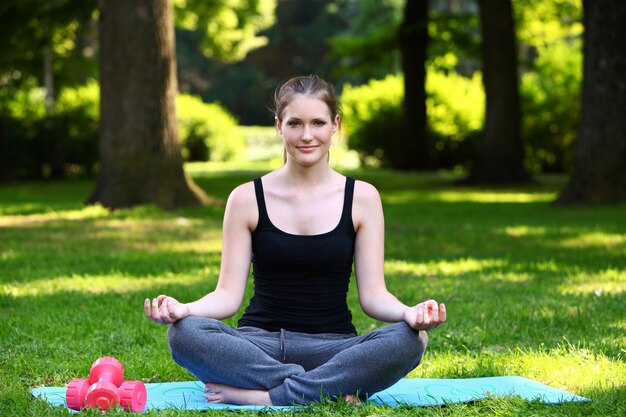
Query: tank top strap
[
  {"left": 253, "top": 178, "right": 271, "bottom": 228},
  {"left": 340, "top": 177, "right": 356, "bottom": 232}
]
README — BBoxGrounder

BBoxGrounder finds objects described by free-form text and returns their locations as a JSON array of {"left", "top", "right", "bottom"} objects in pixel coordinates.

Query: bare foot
[
  {"left": 204, "top": 383, "right": 272, "bottom": 406},
  {"left": 344, "top": 394, "right": 362, "bottom": 405}
]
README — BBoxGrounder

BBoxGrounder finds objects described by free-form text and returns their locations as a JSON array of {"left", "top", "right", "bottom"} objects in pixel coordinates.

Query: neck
[{"left": 280, "top": 158, "right": 335, "bottom": 186}]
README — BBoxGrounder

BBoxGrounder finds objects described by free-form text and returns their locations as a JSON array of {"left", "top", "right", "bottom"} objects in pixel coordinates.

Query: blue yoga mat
[{"left": 31, "top": 376, "right": 589, "bottom": 411}]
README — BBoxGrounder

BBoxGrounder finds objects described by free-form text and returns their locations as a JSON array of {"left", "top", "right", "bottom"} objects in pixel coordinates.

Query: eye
[
  {"left": 312, "top": 120, "right": 326, "bottom": 126},
  {"left": 287, "top": 120, "right": 301, "bottom": 127}
]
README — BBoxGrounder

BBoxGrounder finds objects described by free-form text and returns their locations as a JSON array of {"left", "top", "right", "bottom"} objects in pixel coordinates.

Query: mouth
[{"left": 297, "top": 145, "right": 319, "bottom": 152}]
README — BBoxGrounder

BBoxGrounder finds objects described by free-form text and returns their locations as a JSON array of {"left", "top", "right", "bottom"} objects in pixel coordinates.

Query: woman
[{"left": 144, "top": 75, "right": 446, "bottom": 406}]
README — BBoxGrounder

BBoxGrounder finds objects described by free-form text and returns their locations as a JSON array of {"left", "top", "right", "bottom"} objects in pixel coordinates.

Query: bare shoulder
[
  {"left": 227, "top": 181, "right": 256, "bottom": 206},
  {"left": 353, "top": 179, "right": 382, "bottom": 206},
  {"left": 225, "top": 181, "right": 258, "bottom": 229},
  {"left": 352, "top": 180, "right": 383, "bottom": 229}
]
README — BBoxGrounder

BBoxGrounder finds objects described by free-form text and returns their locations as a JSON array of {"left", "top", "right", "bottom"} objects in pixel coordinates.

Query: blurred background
[{"left": 0, "top": 0, "right": 623, "bottom": 206}]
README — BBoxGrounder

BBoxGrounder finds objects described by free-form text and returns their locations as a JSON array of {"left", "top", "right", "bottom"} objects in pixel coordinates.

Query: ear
[
  {"left": 333, "top": 114, "right": 340, "bottom": 133},
  {"left": 275, "top": 116, "right": 282, "bottom": 134}
]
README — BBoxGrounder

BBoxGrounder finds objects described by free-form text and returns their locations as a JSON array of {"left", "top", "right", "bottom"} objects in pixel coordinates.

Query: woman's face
[{"left": 276, "top": 95, "right": 339, "bottom": 167}]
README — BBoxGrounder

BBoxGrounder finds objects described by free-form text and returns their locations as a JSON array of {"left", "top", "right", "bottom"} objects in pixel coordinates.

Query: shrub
[
  {"left": 176, "top": 94, "right": 245, "bottom": 162},
  {"left": 0, "top": 81, "right": 99, "bottom": 180},
  {"left": 341, "top": 71, "right": 484, "bottom": 169},
  {"left": 341, "top": 75, "right": 405, "bottom": 167},
  {"left": 426, "top": 70, "right": 484, "bottom": 169},
  {"left": 520, "top": 40, "right": 582, "bottom": 174},
  {"left": 0, "top": 83, "right": 244, "bottom": 181}
]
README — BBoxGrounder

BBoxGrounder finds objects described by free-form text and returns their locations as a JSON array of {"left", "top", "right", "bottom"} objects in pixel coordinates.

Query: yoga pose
[{"left": 144, "top": 75, "right": 446, "bottom": 406}]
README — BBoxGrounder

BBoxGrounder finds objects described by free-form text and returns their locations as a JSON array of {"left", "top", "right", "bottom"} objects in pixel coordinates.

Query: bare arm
[
  {"left": 145, "top": 182, "right": 257, "bottom": 324},
  {"left": 352, "top": 181, "right": 446, "bottom": 330}
]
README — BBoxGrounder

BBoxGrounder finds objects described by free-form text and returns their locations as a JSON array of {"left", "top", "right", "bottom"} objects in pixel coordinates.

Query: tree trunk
[
  {"left": 464, "top": 0, "right": 529, "bottom": 184},
  {"left": 398, "top": 0, "right": 429, "bottom": 170},
  {"left": 87, "top": 0, "right": 208, "bottom": 210},
  {"left": 556, "top": 0, "right": 626, "bottom": 204}
]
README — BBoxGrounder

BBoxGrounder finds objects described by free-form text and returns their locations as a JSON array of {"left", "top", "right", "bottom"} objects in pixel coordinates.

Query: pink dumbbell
[{"left": 66, "top": 357, "right": 147, "bottom": 412}]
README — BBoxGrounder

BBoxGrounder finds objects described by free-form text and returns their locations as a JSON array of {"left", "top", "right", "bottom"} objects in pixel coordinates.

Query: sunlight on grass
[
  {"left": 504, "top": 225, "right": 548, "bottom": 237},
  {"left": 2, "top": 172, "right": 624, "bottom": 417},
  {"left": 559, "top": 231, "right": 626, "bottom": 249},
  {"left": 0, "top": 205, "right": 109, "bottom": 227},
  {"left": 88, "top": 217, "right": 223, "bottom": 254},
  {"left": 417, "top": 347, "right": 625, "bottom": 394},
  {"left": 558, "top": 268, "right": 626, "bottom": 296},
  {"left": 3, "top": 272, "right": 210, "bottom": 298},
  {"left": 385, "top": 258, "right": 507, "bottom": 277},
  {"left": 385, "top": 190, "right": 557, "bottom": 204}
]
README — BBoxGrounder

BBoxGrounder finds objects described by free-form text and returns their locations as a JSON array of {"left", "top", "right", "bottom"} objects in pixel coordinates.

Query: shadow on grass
[{"left": 2, "top": 172, "right": 625, "bottom": 360}]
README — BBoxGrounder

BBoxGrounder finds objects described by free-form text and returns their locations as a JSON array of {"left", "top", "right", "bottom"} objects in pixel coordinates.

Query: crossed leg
[{"left": 168, "top": 318, "right": 427, "bottom": 406}]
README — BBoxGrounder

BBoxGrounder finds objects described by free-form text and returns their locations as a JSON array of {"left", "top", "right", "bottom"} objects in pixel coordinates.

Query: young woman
[{"left": 144, "top": 75, "right": 446, "bottom": 406}]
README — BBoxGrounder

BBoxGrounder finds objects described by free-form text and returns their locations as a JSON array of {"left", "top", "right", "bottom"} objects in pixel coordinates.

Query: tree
[
  {"left": 0, "top": 0, "right": 96, "bottom": 96},
  {"left": 398, "top": 0, "right": 430, "bottom": 170},
  {"left": 87, "top": 0, "right": 208, "bottom": 210},
  {"left": 88, "top": 0, "right": 276, "bottom": 209},
  {"left": 556, "top": 0, "right": 626, "bottom": 204},
  {"left": 464, "top": 0, "right": 529, "bottom": 184},
  {"left": 173, "top": 0, "right": 275, "bottom": 63}
]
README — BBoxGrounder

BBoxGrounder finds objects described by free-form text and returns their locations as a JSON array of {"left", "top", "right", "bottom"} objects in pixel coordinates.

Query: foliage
[
  {"left": 426, "top": 69, "right": 484, "bottom": 170},
  {"left": 177, "top": 94, "right": 245, "bottom": 162},
  {"left": 1, "top": 170, "right": 625, "bottom": 416},
  {"left": 329, "top": 0, "right": 404, "bottom": 82},
  {"left": 0, "top": 0, "right": 96, "bottom": 94},
  {"left": 512, "top": 0, "right": 583, "bottom": 174},
  {"left": 0, "top": 83, "right": 244, "bottom": 181},
  {"left": 341, "top": 75, "right": 404, "bottom": 167},
  {"left": 520, "top": 40, "right": 582, "bottom": 174},
  {"left": 0, "top": 80, "right": 99, "bottom": 181},
  {"left": 176, "top": 0, "right": 356, "bottom": 125},
  {"left": 428, "top": 4, "right": 481, "bottom": 73},
  {"left": 514, "top": 0, "right": 583, "bottom": 51},
  {"left": 341, "top": 72, "right": 484, "bottom": 170},
  {"left": 173, "top": 0, "right": 276, "bottom": 62}
]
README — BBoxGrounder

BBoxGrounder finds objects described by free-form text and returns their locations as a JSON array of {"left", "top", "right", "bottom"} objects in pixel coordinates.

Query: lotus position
[{"left": 145, "top": 74, "right": 446, "bottom": 406}]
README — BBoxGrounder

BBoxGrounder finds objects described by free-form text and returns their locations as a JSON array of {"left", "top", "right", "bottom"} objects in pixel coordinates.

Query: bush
[
  {"left": 176, "top": 94, "right": 245, "bottom": 162},
  {"left": 341, "top": 75, "right": 405, "bottom": 167},
  {"left": 426, "top": 70, "right": 484, "bottom": 170},
  {"left": 520, "top": 40, "right": 582, "bottom": 174},
  {"left": 0, "top": 83, "right": 244, "bottom": 181},
  {"left": 0, "top": 81, "right": 99, "bottom": 180},
  {"left": 342, "top": 42, "right": 581, "bottom": 174},
  {"left": 341, "top": 71, "right": 484, "bottom": 169}
]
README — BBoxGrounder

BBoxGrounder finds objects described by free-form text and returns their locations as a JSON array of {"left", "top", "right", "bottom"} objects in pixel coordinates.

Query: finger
[
  {"left": 144, "top": 298, "right": 151, "bottom": 318},
  {"left": 421, "top": 304, "right": 432, "bottom": 326},
  {"left": 152, "top": 298, "right": 162, "bottom": 322},
  {"left": 415, "top": 304, "right": 424, "bottom": 326},
  {"left": 159, "top": 301, "right": 170, "bottom": 322},
  {"left": 166, "top": 298, "right": 180, "bottom": 321},
  {"left": 162, "top": 299, "right": 174, "bottom": 323},
  {"left": 431, "top": 301, "right": 439, "bottom": 323},
  {"left": 440, "top": 303, "right": 447, "bottom": 323},
  {"left": 166, "top": 297, "right": 175, "bottom": 314},
  {"left": 156, "top": 294, "right": 167, "bottom": 306}
]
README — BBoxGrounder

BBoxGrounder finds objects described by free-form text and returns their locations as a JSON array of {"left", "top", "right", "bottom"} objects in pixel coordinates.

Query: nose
[{"left": 301, "top": 126, "right": 313, "bottom": 141}]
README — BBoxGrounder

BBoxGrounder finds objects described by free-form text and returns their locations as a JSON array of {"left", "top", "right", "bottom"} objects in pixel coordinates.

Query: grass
[{"left": 1, "top": 167, "right": 625, "bottom": 416}]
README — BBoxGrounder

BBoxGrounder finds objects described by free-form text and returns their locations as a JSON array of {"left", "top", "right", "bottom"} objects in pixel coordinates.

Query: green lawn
[{"left": 1, "top": 168, "right": 624, "bottom": 416}]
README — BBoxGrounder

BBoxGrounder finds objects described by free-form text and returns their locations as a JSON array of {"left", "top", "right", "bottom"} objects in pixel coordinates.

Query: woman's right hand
[{"left": 144, "top": 295, "right": 190, "bottom": 325}]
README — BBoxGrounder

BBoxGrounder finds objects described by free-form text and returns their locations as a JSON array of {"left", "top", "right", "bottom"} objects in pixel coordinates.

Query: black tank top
[{"left": 237, "top": 177, "right": 357, "bottom": 334}]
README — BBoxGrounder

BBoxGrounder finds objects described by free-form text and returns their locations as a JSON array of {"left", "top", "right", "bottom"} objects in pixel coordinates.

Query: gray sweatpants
[{"left": 167, "top": 317, "right": 428, "bottom": 405}]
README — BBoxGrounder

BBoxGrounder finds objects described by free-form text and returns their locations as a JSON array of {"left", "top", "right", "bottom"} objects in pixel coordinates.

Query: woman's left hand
[{"left": 403, "top": 300, "right": 446, "bottom": 331}]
